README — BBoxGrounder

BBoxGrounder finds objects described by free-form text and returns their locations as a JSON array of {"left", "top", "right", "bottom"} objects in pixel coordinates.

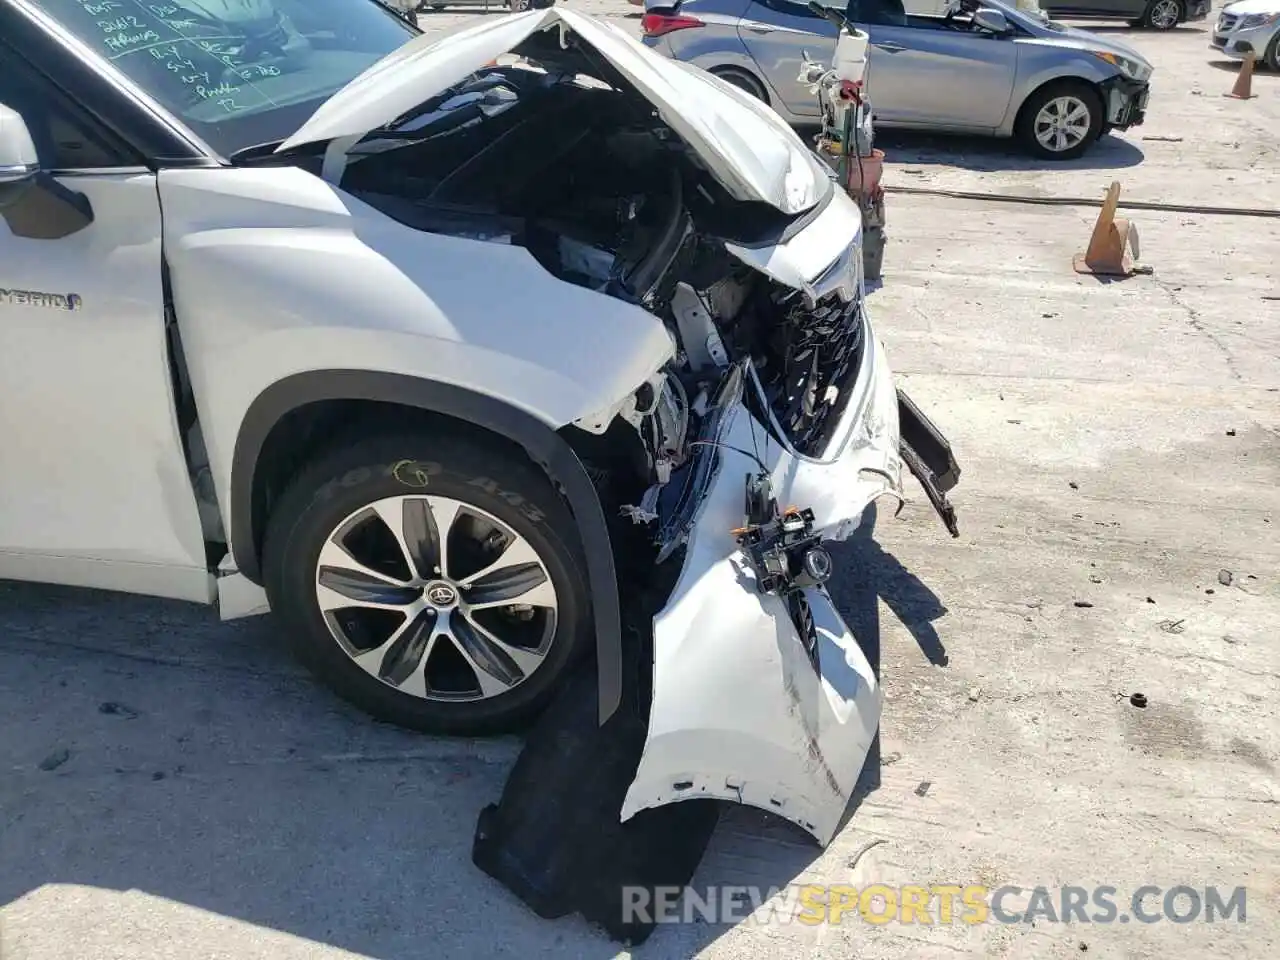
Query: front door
[
  {"left": 737, "top": 0, "right": 842, "bottom": 119},
  {"left": 858, "top": 14, "right": 1019, "bottom": 129},
  {"left": 0, "top": 46, "right": 210, "bottom": 602}
]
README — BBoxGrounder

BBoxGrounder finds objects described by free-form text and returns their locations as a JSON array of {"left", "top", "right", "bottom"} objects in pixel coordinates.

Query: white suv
[
  {"left": 1, "top": 0, "right": 960, "bottom": 849},
  {"left": 1213, "top": 0, "right": 1280, "bottom": 69}
]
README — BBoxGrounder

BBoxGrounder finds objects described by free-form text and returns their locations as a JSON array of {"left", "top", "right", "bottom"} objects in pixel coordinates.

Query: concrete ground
[{"left": 2, "top": 7, "right": 1277, "bottom": 960}]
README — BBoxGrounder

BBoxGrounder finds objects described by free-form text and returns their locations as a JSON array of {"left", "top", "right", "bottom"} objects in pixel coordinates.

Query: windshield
[
  {"left": 991, "top": 0, "right": 1070, "bottom": 30},
  {"left": 31, "top": 0, "right": 415, "bottom": 156}
]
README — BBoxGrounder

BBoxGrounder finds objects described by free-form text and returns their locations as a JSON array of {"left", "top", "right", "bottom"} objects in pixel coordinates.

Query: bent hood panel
[{"left": 278, "top": 9, "right": 826, "bottom": 214}]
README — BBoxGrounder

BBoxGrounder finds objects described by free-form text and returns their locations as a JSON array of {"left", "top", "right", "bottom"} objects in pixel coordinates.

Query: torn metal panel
[{"left": 621, "top": 341, "right": 900, "bottom": 846}]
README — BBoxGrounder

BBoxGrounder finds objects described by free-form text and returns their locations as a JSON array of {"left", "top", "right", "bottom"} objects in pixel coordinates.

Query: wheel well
[
  {"left": 709, "top": 65, "right": 769, "bottom": 104},
  {"left": 231, "top": 371, "right": 627, "bottom": 724},
  {"left": 1014, "top": 76, "right": 1103, "bottom": 132},
  {"left": 246, "top": 399, "right": 535, "bottom": 582}
]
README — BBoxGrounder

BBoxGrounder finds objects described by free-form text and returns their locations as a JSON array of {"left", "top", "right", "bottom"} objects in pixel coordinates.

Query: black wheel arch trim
[{"left": 231, "top": 370, "right": 624, "bottom": 725}]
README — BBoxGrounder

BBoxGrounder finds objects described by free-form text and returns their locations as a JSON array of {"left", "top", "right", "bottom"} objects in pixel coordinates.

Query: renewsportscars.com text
[{"left": 622, "top": 884, "right": 1248, "bottom": 926}]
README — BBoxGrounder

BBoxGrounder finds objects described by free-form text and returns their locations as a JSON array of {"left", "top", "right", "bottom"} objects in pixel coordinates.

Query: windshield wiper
[{"left": 228, "top": 139, "right": 292, "bottom": 164}]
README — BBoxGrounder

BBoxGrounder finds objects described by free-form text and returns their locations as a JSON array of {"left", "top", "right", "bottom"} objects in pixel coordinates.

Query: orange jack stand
[
  {"left": 1224, "top": 51, "right": 1258, "bottom": 100},
  {"left": 1073, "top": 181, "right": 1140, "bottom": 278}
]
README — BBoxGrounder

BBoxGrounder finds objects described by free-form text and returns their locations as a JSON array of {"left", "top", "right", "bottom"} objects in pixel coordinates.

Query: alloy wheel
[
  {"left": 315, "top": 495, "right": 558, "bottom": 702},
  {"left": 1033, "top": 96, "right": 1092, "bottom": 154},
  {"left": 1149, "top": 0, "right": 1180, "bottom": 28}
]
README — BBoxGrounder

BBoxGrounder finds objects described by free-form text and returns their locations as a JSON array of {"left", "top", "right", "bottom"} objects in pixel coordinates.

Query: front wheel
[
  {"left": 263, "top": 431, "right": 590, "bottom": 735},
  {"left": 1264, "top": 32, "right": 1280, "bottom": 71},
  {"left": 1141, "top": 0, "right": 1183, "bottom": 29},
  {"left": 709, "top": 66, "right": 769, "bottom": 103},
  {"left": 1015, "top": 82, "right": 1104, "bottom": 161}
]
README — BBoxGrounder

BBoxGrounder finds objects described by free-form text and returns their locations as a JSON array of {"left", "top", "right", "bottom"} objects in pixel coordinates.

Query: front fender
[
  {"left": 159, "top": 165, "right": 675, "bottom": 724},
  {"left": 157, "top": 168, "right": 674, "bottom": 470},
  {"left": 1008, "top": 44, "right": 1118, "bottom": 133}
]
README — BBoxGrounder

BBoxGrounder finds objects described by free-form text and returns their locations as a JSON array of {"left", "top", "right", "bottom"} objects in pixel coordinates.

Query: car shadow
[
  {"left": 0, "top": 581, "right": 565, "bottom": 958},
  {"left": 1208, "top": 58, "right": 1278, "bottom": 74},
  {"left": 0, "top": 505, "right": 948, "bottom": 957},
  {"left": 875, "top": 127, "right": 1145, "bottom": 173},
  {"left": 1064, "top": 22, "right": 1207, "bottom": 33}
]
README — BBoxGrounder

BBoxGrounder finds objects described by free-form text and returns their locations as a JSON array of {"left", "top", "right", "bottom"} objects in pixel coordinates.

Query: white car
[
  {"left": 380, "top": 0, "right": 554, "bottom": 23},
  {"left": 378, "top": 0, "right": 422, "bottom": 23},
  {"left": 1, "top": 0, "right": 960, "bottom": 904},
  {"left": 1212, "top": 0, "right": 1280, "bottom": 69}
]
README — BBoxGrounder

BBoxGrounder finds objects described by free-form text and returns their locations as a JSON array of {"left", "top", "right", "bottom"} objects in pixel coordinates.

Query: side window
[
  {"left": 0, "top": 46, "right": 137, "bottom": 170},
  {"left": 758, "top": 0, "right": 910, "bottom": 28},
  {"left": 848, "top": 0, "right": 911, "bottom": 26},
  {"left": 757, "top": 0, "right": 843, "bottom": 21}
]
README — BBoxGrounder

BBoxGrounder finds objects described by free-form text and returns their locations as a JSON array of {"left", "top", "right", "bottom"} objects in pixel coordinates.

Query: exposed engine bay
[{"left": 332, "top": 49, "right": 869, "bottom": 499}]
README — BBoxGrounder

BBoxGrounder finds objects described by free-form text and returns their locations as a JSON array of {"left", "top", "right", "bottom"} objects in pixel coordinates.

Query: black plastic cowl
[{"left": 472, "top": 557, "right": 719, "bottom": 945}]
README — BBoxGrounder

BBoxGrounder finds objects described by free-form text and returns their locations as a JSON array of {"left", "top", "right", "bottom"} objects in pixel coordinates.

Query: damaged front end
[
  {"left": 471, "top": 190, "right": 963, "bottom": 937},
  {"left": 470, "top": 137, "right": 960, "bottom": 940},
  {"left": 266, "top": 9, "right": 960, "bottom": 941}
]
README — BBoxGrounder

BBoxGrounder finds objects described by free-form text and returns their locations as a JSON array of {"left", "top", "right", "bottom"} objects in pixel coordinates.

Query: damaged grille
[{"left": 753, "top": 284, "right": 865, "bottom": 457}]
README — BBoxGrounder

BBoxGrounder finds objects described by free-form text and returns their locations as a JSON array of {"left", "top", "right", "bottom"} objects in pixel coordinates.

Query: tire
[
  {"left": 1264, "top": 32, "right": 1280, "bottom": 72},
  {"left": 1015, "top": 81, "right": 1104, "bottom": 161},
  {"left": 508, "top": 0, "right": 533, "bottom": 10},
  {"left": 709, "top": 67, "right": 769, "bottom": 103},
  {"left": 1140, "top": 0, "right": 1183, "bottom": 29},
  {"left": 263, "top": 430, "right": 591, "bottom": 736}
]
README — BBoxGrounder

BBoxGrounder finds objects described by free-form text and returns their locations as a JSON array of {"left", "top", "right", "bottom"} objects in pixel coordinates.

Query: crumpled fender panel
[
  {"left": 620, "top": 337, "right": 900, "bottom": 846},
  {"left": 472, "top": 348, "right": 906, "bottom": 940}
]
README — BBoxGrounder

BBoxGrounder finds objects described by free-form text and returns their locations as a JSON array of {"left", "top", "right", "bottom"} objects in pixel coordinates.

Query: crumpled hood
[{"left": 278, "top": 8, "right": 829, "bottom": 216}]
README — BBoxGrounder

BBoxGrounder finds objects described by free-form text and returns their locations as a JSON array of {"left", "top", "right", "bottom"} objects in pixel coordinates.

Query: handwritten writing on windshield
[{"left": 71, "top": 0, "right": 279, "bottom": 115}]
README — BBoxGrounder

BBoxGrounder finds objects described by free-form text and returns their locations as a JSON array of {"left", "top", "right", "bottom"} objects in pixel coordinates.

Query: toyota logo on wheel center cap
[{"left": 425, "top": 582, "right": 458, "bottom": 607}]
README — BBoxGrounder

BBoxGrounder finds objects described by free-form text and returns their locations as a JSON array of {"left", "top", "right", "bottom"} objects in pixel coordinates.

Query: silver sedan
[{"left": 641, "top": 0, "right": 1154, "bottom": 158}]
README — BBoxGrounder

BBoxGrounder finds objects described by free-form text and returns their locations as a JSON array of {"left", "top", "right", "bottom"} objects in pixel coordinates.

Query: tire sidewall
[
  {"left": 1265, "top": 34, "right": 1280, "bottom": 71},
  {"left": 1017, "top": 82, "right": 1104, "bottom": 161},
  {"left": 264, "top": 434, "right": 591, "bottom": 734},
  {"left": 710, "top": 67, "right": 768, "bottom": 103}
]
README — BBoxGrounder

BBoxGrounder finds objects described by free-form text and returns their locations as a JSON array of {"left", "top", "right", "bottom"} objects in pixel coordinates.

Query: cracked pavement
[{"left": 2, "top": 8, "right": 1278, "bottom": 960}]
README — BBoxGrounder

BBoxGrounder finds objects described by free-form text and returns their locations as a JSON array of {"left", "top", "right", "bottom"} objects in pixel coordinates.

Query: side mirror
[
  {"left": 972, "top": 8, "right": 1011, "bottom": 33},
  {"left": 0, "top": 101, "right": 94, "bottom": 239},
  {"left": 0, "top": 103, "right": 40, "bottom": 209}
]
